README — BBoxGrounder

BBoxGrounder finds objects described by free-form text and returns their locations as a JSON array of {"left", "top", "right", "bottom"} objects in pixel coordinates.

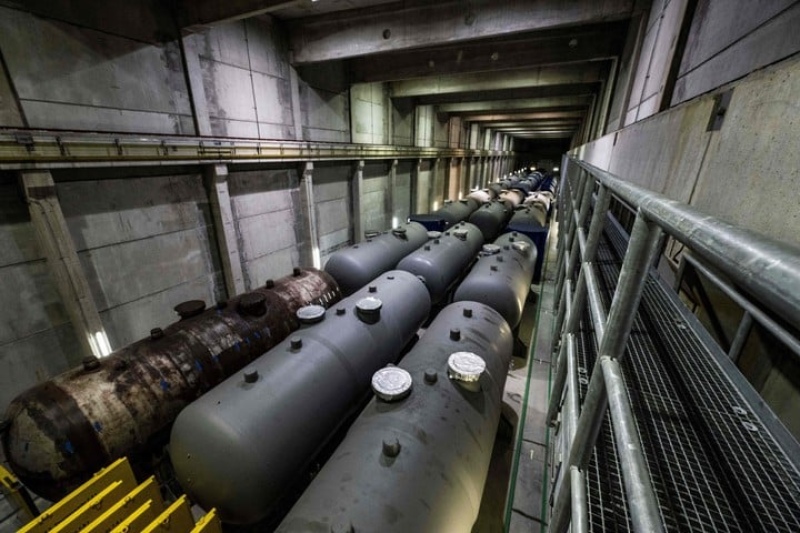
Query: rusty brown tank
[{"left": 1, "top": 268, "right": 340, "bottom": 501}]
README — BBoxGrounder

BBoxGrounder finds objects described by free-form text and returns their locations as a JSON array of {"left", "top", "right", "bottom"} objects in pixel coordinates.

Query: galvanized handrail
[{"left": 547, "top": 155, "right": 800, "bottom": 532}]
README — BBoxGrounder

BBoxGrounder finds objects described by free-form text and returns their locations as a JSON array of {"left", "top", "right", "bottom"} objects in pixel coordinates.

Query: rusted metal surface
[{"left": 1, "top": 268, "right": 340, "bottom": 501}]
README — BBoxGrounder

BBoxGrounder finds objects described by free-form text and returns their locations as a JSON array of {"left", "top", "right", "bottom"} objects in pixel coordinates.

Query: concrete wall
[
  {"left": 361, "top": 162, "right": 391, "bottom": 232},
  {"left": 314, "top": 163, "right": 353, "bottom": 265},
  {"left": 392, "top": 99, "right": 415, "bottom": 146},
  {"left": 190, "top": 18, "right": 296, "bottom": 139},
  {"left": 350, "top": 82, "right": 389, "bottom": 144},
  {"left": 672, "top": 0, "right": 800, "bottom": 104},
  {"left": 296, "top": 63, "right": 351, "bottom": 142},
  {"left": 57, "top": 171, "right": 225, "bottom": 349},
  {"left": 0, "top": 4, "right": 194, "bottom": 134},
  {"left": 615, "top": 0, "right": 800, "bottom": 130},
  {"left": 0, "top": 174, "right": 83, "bottom": 411},
  {"left": 433, "top": 114, "right": 449, "bottom": 148},
  {"left": 228, "top": 167, "right": 302, "bottom": 288},
  {"left": 625, "top": 0, "right": 689, "bottom": 124}
]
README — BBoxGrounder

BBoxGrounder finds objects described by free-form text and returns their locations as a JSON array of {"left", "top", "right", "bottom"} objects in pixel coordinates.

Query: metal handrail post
[
  {"left": 601, "top": 356, "right": 664, "bottom": 533},
  {"left": 570, "top": 466, "right": 589, "bottom": 532},
  {"left": 556, "top": 172, "right": 581, "bottom": 296},
  {"left": 547, "top": 185, "right": 612, "bottom": 424},
  {"left": 550, "top": 212, "right": 663, "bottom": 533}
]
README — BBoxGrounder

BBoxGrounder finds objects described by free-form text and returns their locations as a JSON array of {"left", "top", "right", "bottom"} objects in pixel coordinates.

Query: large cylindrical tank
[
  {"left": 506, "top": 208, "right": 550, "bottom": 284},
  {"left": 453, "top": 233, "right": 537, "bottom": 328},
  {"left": 169, "top": 270, "right": 431, "bottom": 525},
  {"left": 467, "top": 188, "right": 495, "bottom": 204},
  {"left": 524, "top": 191, "right": 552, "bottom": 213},
  {"left": 323, "top": 221, "right": 428, "bottom": 295},
  {"left": 409, "top": 198, "right": 479, "bottom": 232},
  {"left": 397, "top": 222, "right": 483, "bottom": 303},
  {"left": 487, "top": 182, "right": 503, "bottom": 197},
  {"left": 498, "top": 188, "right": 525, "bottom": 208},
  {"left": 1, "top": 268, "right": 341, "bottom": 500},
  {"left": 276, "top": 301, "right": 513, "bottom": 533},
  {"left": 510, "top": 179, "right": 533, "bottom": 195},
  {"left": 467, "top": 200, "right": 512, "bottom": 242}
]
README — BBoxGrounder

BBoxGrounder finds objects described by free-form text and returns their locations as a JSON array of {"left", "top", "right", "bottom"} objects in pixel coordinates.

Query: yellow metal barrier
[
  {"left": 19, "top": 458, "right": 136, "bottom": 533},
  {"left": 82, "top": 477, "right": 161, "bottom": 533},
  {"left": 190, "top": 509, "right": 222, "bottom": 533},
  {"left": 0, "top": 464, "right": 39, "bottom": 522},
  {"left": 15, "top": 457, "right": 222, "bottom": 533},
  {"left": 141, "top": 496, "right": 194, "bottom": 532}
]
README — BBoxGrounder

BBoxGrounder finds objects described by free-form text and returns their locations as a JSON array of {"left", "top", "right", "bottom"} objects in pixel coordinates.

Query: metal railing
[
  {"left": 0, "top": 128, "right": 509, "bottom": 170},
  {"left": 546, "top": 155, "right": 800, "bottom": 532}
]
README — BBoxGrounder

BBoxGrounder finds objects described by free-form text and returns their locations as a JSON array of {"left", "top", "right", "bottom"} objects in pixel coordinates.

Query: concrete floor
[{"left": 474, "top": 222, "right": 559, "bottom": 533}]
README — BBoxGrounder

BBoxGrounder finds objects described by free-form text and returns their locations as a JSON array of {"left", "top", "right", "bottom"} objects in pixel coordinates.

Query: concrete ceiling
[{"left": 176, "top": 0, "right": 638, "bottom": 144}]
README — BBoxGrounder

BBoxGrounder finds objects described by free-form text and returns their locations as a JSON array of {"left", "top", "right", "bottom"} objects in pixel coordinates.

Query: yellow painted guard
[
  {"left": 190, "top": 509, "right": 222, "bottom": 533},
  {"left": 141, "top": 496, "right": 194, "bottom": 532},
  {"left": 18, "top": 458, "right": 136, "bottom": 533},
  {"left": 81, "top": 476, "right": 162, "bottom": 533},
  {"left": 109, "top": 499, "right": 165, "bottom": 533}
]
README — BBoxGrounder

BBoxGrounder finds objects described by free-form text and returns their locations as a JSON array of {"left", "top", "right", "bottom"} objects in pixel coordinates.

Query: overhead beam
[
  {"left": 178, "top": 0, "right": 303, "bottom": 29},
  {"left": 391, "top": 63, "right": 608, "bottom": 98},
  {"left": 476, "top": 121, "right": 582, "bottom": 128},
  {"left": 412, "top": 83, "right": 601, "bottom": 105},
  {"left": 508, "top": 132, "right": 575, "bottom": 139},
  {"left": 437, "top": 95, "right": 592, "bottom": 114},
  {"left": 289, "top": 0, "right": 634, "bottom": 64},
  {"left": 461, "top": 110, "right": 586, "bottom": 122},
  {"left": 348, "top": 23, "right": 626, "bottom": 82}
]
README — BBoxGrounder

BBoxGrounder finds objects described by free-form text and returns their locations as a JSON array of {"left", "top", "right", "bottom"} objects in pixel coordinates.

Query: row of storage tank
[{"left": 1, "top": 173, "right": 557, "bottom": 532}]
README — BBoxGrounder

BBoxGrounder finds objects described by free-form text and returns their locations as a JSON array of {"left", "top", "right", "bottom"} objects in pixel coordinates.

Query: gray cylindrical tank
[
  {"left": 468, "top": 188, "right": 494, "bottom": 203},
  {"left": 453, "top": 233, "right": 537, "bottom": 328},
  {"left": 276, "top": 301, "right": 513, "bottom": 533},
  {"left": 435, "top": 198, "right": 479, "bottom": 224},
  {"left": 487, "top": 182, "right": 503, "bottom": 197},
  {"left": 467, "top": 200, "right": 512, "bottom": 242},
  {"left": 324, "top": 221, "right": 429, "bottom": 295},
  {"left": 499, "top": 188, "right": 525, "bottom": 208},
  {"left": 524, "top": 191, "right": 552, "bottom": 212},
  {"left": 513, "top": 203, "right": 547, "bottom": 227},
  {"left": 396, "top": 222, "right": 484, "bottom": 303},
  {"left": 169, "top": 270, "right": 431, "bottom": 525}
]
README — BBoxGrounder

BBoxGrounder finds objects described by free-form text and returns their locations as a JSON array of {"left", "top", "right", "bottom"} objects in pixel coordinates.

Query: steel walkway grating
[{"left": 572, "top": 217, "right": 800, "bottom": 532}]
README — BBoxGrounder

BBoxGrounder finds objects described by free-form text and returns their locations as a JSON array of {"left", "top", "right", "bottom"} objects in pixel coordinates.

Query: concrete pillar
[
  {"left": 181, "top": 34, "right": 212, "bottom": 136},
  {"left": 388, "top": 159, "right": 398, "bottom": 226},
  {"left": 430, "top": 158, "right": 439, "bottom": 212},
  {"left": 20, "top": 170, "right": 110, "bottom": 357},
  {"left": 410, "top": 158, "right": 421, "bottom": 214},
  {"left": 205, "top": 164, "right": 246, "bottom": 296},
  {"left": 289, "top": 67, "right": 304, "bottom": 141},
  {"left": 441, "top": 157, "right": 451, "bottom": 203},
  {"left": 298, "top": 162, "right": 322, "bottom": 268},
  {"left": 351, "top": 160, "right": 365, "bottom": 242}
]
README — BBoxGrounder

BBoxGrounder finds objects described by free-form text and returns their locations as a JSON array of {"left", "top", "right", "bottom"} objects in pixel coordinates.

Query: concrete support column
[
  {"left": 205, "top": 164, "right": 246, "bottom": 296},
  {"left": 289, "top": 67, "right": 304, "bottom": 141},
  {"left": 410, "top": 158, "right": 421, "bottom": 214},
  {"left": 180, "top": 34, "right": 212, "bottom": 136},
  {"left": 430, "top": 158, "right": 439, "bottom": 212},
  {"left": 20, "top": 170, "right": 110, "bottom": 358},
  {"left": 298, "top": 162, "right": 321, "bottom": 268},
  {"left": 388, "top": 159, "right": 398, "bottom": 226},
  {"left": 441, "top": 157, "right": 451, "bottom": 203},
  {"left": 351, "top": 160, "right": 365, "bottom": 242}
]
